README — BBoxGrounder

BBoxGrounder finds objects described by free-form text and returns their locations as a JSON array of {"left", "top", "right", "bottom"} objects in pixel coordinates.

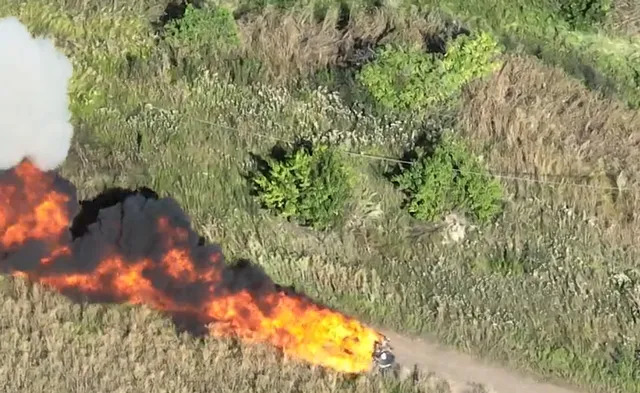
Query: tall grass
[{"left": 0, "top": 276, "right": 449, "bottom": 393}]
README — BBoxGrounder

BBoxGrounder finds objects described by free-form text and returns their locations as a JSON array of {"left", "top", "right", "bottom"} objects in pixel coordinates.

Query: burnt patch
[{"left": 70, "top": 186, "right": 159, "bottom": 239}]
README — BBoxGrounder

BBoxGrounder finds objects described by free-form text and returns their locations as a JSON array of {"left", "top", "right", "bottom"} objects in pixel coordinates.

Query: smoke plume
[{"left": 0, "top": 17, "right": 74, "bottom": 171}]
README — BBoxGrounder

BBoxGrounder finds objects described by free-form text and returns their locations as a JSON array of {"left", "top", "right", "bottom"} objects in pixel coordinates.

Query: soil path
[{"left": 382, "top": 330, "right": 585, "bottom": 393}]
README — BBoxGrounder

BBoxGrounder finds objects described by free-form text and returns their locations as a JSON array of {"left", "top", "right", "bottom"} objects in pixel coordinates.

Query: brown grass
[
  {"left": 0, "top": 276, "right": 452, "bottom": 393},
  {"left": 235, "top": 5, "right": 446, "bottom": 82},
  {"left": 612, "top": 0, "right": 640, "bottom": 36},
  {"left": 459, "top": 54, "right": 640, "bottom": 243}
]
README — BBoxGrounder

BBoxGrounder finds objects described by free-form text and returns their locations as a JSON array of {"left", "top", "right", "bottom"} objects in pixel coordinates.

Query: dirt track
[{"left": 382, "top": 331, "right": 584, "bottom": 393}]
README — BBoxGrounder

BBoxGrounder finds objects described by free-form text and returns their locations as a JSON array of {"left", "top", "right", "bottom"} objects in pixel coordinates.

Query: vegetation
[
  {"left": 358, "top": 31, "right": 502, "bottom": 113},
  {"left": 1, "top": 0, "right": 640, "bottom": 393},
  {"left": 0, "top": 276, "right": 451, "bottom": 393},
  {"left": 252, "top": 144, "right": 352, "bottom": 230},
  {"left": 164, "top": 4, "right": 241, "bottom": 56},
  {"left": 393, "top": 134, "right": 503, "bottom": 223},
  {"left": 557, "top": 0, "right": 614, "bottom": 30}
]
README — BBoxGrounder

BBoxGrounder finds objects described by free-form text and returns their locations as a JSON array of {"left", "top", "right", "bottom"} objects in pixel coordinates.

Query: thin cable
[{"left": 155, "top": 105, "right": 640, "bottom": 192}]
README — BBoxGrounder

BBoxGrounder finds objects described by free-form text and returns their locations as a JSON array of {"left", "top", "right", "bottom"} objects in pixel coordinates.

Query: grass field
[
  {"left": 1, "top": 0, "right": 640, "bottom": 392},
  {"left": 0, "top": 276, "right": 456, "bottom": 393}
]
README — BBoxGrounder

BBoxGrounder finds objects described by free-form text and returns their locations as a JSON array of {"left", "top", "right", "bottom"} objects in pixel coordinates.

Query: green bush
[
  {"left": 164, "top": 4, "right": 240, "bottom": 56},
  {"left": 557, "top": 0, "right": 613, "bottom": 30},
  {"left": 251, "top": 144, "right": 352, "bottom": 230},
  {"left": 392, "top": 135, "right": 503, "bottom": 223},
  {"left": 357, "top": 31, "right": 502, "bottom": 114}
]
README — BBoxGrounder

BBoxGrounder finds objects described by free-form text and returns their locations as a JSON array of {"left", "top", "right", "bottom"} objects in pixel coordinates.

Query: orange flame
[{"left": 0, "top": 160, "right": 384, "bottom": 374}]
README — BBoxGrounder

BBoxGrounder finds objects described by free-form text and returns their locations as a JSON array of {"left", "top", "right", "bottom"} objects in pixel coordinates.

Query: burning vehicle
[{"left": 372, "top": 336, "right": 397, "bottom": 373}]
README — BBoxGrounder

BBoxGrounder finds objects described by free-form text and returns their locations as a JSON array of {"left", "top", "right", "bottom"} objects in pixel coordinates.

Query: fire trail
[
  {"left": 0, "top": 160, "right": 386, "bottom": 374},
  {"left": 0, "top": 15, "right": 393, "bottom": 375}
]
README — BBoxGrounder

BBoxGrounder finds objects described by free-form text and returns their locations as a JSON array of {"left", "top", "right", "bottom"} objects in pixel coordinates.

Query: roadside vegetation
[{"left": 1, "top": 0, "right": 639, "bottom": 392}]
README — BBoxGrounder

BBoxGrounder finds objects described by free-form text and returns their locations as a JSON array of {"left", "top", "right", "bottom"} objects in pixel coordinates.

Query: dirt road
[{"left": 382, "top": 331, "right": 584, "bottom": 393}]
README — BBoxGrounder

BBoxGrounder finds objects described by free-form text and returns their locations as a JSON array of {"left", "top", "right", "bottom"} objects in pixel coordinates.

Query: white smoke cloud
[{"left": 0, "top": 16, "right": 74, "bottom": 171}]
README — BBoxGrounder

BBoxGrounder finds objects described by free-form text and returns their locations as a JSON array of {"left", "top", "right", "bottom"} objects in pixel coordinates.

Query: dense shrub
[
  {"left": 357, "top": 31, "right": 502, "bottom": 114},
  {"left": 557, "top": 0, "right": 613, "bottom": 30},
  {"left": 392, "top": 134, "right": 503, "bottom": 223},
  {"left": 251, "top": 144, "right": 352, "bottom": 230},
  {"left": 164, "top": 4, "right": 240, "bottom": 57}
]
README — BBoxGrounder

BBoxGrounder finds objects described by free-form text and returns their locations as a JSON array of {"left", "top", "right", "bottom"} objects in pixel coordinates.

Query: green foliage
[
  {"left": 564, "top": 31, "right": 640, "bottom": 108},
  {"left": 393, "top": 135, "right": 503, "bottom": 223},
  {"left": 7, "top": 2, "right": 155, "bottom": 117},
  {"left": 557, "top": 0, "right": 613, "bottom": 30},
  {"left": 165, "top": 4, "right": 240, "bottom": 56},
  {"left": 252, "top": 144, "right": 352, "bottom": 230},
  {"left": 357, "top": 31, "right": 502, "bottom": 114}
]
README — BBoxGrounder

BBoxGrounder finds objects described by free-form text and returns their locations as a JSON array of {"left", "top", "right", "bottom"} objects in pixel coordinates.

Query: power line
[
  {"left": 153, "top": 105, "right": 640, "bottom": 193},
  {"left": 181, "top": 113, "right": 417, "bottom": 164}
]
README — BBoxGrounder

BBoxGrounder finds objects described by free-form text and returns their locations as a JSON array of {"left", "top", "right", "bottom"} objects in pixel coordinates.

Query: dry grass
[
  {"left": 612, "top": 0, "right": 640, "bottom": 36},
  {"left": 459, "top": 54, "right": 640, "bottom": 243},
  {"left": 235, "top": 4, "right": 447, "bottom": 82},
  {"left": 0, "top": 276, "right": 451, "bottom": 393}
]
